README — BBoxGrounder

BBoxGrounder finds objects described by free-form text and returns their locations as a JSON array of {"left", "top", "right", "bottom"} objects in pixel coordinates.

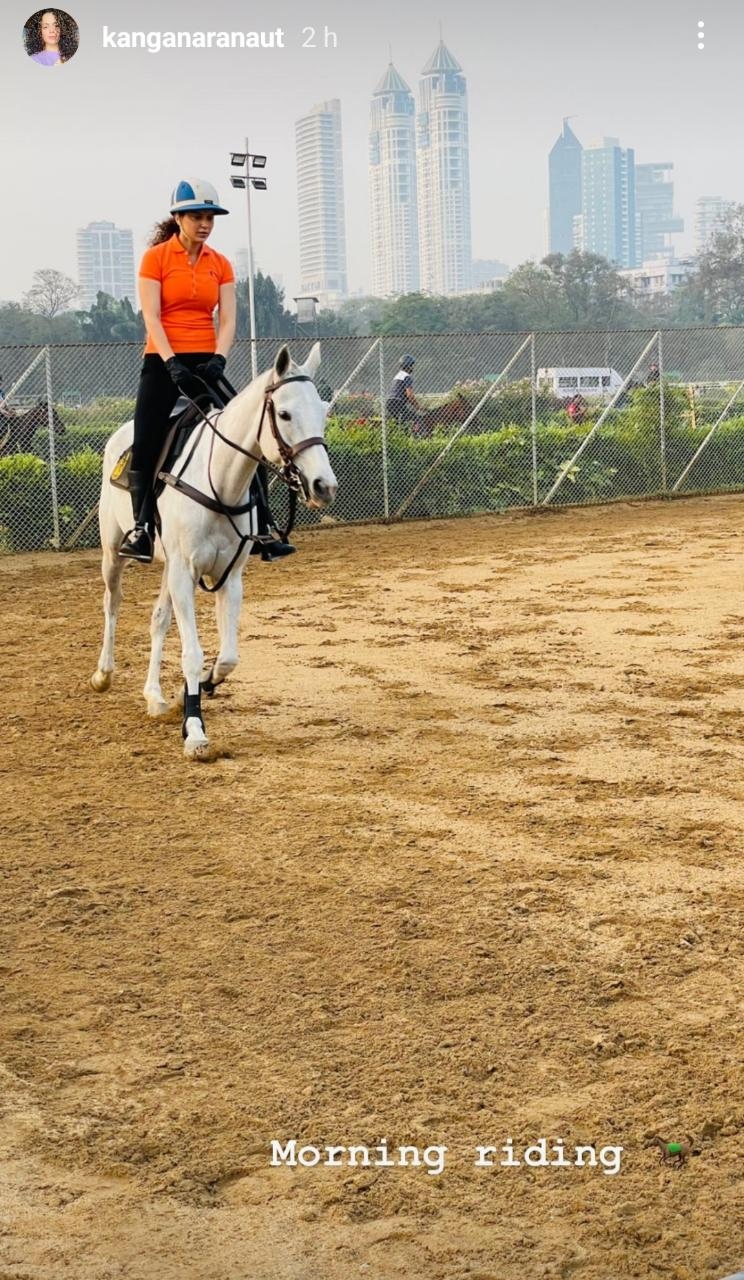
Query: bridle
[
  {"left": 188, "top": 372, "right": 329, "bottom": 493},
  {"left": 256, "top": 374, "right": 329, "bottom": 492}
]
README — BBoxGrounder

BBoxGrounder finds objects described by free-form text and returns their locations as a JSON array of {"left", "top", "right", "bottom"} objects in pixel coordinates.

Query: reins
[{"left": 157, "top": 369, "right": 328, "bottom": 591}]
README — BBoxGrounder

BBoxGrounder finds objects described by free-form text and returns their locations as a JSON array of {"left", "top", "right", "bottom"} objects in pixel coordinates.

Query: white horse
[{"left": 91, "top": 342, "right": 337, "bottom": 759}]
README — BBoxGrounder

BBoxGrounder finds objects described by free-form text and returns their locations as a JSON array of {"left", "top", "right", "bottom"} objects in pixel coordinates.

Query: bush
[
  {"left": 57, "top": 396, "right": 135, "bottom": 428},
  {"left": 31, "top": 423, "right": 121, "bottom": 461},
  {"left": 0, "top": 453, "right": 53, "bottom": 550},
  {"left": 331, "top": 391, "right": 377, "bottom": 421},
  {"left": 3, "top": 404, "right": 744, "bottom": 552}
]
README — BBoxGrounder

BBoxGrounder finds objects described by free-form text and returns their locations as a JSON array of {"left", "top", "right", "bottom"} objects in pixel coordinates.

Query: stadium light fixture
[{"left": 228, "top": 143, "right": 269, "bottom": 378}]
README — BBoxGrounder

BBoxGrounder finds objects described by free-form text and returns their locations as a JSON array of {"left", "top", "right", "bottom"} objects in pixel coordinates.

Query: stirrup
[
  {"left": 118, "top": 523, "right": 154, "bottom": 563},
  {"left": 251, "top": 536, "right": 296, "bottom": 561}
]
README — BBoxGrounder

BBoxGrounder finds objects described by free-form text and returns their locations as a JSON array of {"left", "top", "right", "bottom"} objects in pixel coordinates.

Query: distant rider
[{"left": 386, "top": 354, "right": 423, "bottom": 432}]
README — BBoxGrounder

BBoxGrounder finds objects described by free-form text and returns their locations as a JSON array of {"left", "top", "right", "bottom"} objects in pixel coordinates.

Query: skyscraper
[
  {"left": 635, "top": 163, "right": 683, "bottom": 262},
  {"left": 416, "top": 40, "right": 472, "bottom": 294},
  {"left": 295, "top": 98, "right": 348, "bottom": 306},
  {"left": 548, "top": 120, "right": 583, "bottom": 255},
  {"left": 579, "top": 138, "right": 638, "bottom": 268},
  {"left": 369, "top": 63, "right": 419, "bottom": 297},
  {"left": 695, "top": 196, "right": 733, "bottom": 254},
  {"left": 76, "top": 221, "right": 135, "bottom": 307}
]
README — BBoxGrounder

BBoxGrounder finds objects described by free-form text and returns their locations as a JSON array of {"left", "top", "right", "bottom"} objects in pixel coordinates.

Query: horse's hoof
[
  {"left": 184, "top": 738, "right": 212, "bottom": 762},
  {"left": 90, "top": 670, "right": 112, "bottom": 692},
  {"left": 146, "top": 697, "right": 169, "bottom": 718}
]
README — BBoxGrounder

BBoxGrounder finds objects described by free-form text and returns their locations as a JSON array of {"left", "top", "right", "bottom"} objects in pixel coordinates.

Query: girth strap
[{"left": 158, "top": 469, "right": 255, "bottom": 517}]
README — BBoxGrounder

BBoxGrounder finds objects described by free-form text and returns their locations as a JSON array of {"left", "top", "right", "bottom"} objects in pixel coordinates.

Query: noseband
[{"left": 257, "top": 374, "right": 328, "bottom": 491}]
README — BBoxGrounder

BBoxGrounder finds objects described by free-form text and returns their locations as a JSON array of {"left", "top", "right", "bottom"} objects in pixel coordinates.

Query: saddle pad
[
  {"left": 109, "top": 398, "right": 211, "bottom": 491},
  {"left": 109, "top": 447, "right": 132, "bottom": 491}
]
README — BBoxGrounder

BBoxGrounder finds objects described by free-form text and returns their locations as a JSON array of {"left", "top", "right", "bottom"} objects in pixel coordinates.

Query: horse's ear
[
  {"left": 274, "top": 345, "right": 291, "bottom": 379},
  {"left": 302, "top": 342, "right": 321, "bottom": 380}
]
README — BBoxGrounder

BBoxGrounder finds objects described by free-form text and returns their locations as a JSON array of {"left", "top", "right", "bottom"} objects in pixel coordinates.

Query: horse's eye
[{"left": 278, "top": 410, "right": 291, "bottom": 421}]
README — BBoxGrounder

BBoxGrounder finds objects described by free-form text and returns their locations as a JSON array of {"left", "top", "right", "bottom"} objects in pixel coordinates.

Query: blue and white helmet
[{"left": 170, "top": 178, "right": 229, "bottom": 216}]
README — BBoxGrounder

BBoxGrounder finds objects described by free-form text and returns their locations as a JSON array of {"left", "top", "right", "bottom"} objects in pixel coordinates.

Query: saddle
[{"left": 109, "top": 393, "right": 214, "bottom": 494}]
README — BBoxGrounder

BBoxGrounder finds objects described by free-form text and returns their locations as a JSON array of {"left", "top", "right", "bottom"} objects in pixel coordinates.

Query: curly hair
[
  {"left": 149, "top": 217, "right": 181, "bottom": 246},
  {"left": 24, "top": 9, "right": 79, "bottom": 61}
]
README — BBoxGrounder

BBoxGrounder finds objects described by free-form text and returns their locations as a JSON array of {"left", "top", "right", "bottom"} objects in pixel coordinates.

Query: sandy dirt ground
[{"left": 1, "top": 496, "right": 743, "bottom": 1280}]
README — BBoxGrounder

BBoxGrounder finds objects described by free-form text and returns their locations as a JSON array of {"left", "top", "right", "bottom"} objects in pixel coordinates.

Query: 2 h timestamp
[{"left": 301, "top": 25, "right": 339, "bottom": 49}]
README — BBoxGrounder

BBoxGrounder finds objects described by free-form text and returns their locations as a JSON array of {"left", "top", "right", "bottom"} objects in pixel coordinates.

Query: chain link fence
[{"left": 3, "top": 327, "right": 744, "bottom": 554}]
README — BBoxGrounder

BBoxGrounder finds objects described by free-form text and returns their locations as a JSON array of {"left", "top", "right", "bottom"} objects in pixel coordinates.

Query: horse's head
[{"left": 260, "top": 343, "right": 337, "bottom": 509}]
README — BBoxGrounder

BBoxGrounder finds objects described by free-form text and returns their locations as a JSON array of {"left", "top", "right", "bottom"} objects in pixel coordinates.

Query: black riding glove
[
  {"left": 201, "top": 354, "right": 227, "bottom": 383},
  {"left": 164, "top": 357, "right": 203, "bottom": 400}
]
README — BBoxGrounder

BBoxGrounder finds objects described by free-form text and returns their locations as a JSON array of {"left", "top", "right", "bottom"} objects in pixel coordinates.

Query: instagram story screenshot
[{"left": 0, "top": 0, "right": 743, "bottom": 1277}]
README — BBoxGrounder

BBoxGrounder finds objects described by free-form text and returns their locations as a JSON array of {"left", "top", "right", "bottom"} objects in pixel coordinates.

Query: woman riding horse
[{"left": 120, "top": 177, "right": 293, "bottom": 564}]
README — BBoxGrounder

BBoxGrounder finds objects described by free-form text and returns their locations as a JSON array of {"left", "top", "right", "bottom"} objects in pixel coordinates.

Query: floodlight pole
[{"left": 244, "top": 136, "right": 258, "bottom": 380}]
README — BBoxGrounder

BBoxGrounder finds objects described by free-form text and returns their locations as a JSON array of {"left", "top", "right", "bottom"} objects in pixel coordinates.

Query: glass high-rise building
[
  {"left": 295, "top": 99, "right": 348, "bottom": 306},
  {"left": 416, "top": 40, "right": 472, "bottom": 295},
  {"left": 695, "top": 196, "right": 733, "bottom": 255},
  {"left": 548, "top": 120, "right": 583, "bottom": 255},
  {"left": 76, "top": 221, "right": 135, "bottom": 308},
  {"left": 635, "top": 163, "right": 683, "bottom": 262},
  {"left": 369, "top": 63, "right": 419, "bottom": 297},
  {"left": 580, "top": 138, "right": 638, "bottom": 268}
]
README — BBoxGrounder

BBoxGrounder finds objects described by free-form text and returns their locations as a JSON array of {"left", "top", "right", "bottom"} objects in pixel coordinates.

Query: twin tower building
[{"left": 296, "top": 41, "right": 472, "bottom": 306}]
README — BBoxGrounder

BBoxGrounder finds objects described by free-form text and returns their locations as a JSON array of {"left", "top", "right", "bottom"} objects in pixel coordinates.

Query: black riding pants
[{"left": 131, "top": 352, "right": 212, "bottom": 479}]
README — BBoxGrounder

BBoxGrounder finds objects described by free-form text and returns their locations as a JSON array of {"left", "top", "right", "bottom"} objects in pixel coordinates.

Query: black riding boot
[
  {"left": 119, "top": 470, "right": 155, "bottom": 563},
  {"left": 250, "top": 465, "right": 296, "bottom": 562}
]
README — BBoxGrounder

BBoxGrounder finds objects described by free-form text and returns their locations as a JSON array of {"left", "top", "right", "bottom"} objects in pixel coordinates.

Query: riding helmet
[{"left": 170, "top": 178, "right": 229, "bottom": 215}]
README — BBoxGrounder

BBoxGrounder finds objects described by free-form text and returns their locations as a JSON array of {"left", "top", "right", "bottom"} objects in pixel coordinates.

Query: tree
[
  {"left": 372, "top": 292, "right": 460, "bottom": 334},
  {"left": 541, "top": 251, "right": 637, "bottom": 328},
  {"left": 673, "top": 204, "right": 744, "bottom": 324},
  {"left": 500, "top": 261, "right": 570, "bottom": 329},
  {"left": 235, "top": 271, "right": 295, "bottom": 340},
  {"left": 447, "top": 290, "right": 519, "bottom": 332},
  {"left": 77, "top": 292, "right": 144, "bottom": 342},
  {"left": 0, "top": 301, "right": 83, "bottom": 344},
  {"left": 315, "top": 296, "right": 385, "bottom": 336},
  {"left": 23, "top": 268, "right": 79, "bottom": 318}
]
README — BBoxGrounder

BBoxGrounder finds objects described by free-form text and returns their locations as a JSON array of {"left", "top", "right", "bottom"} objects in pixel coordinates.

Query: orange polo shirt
[{"left": 139, "top": 235, "right": 235, "bottom": 355}]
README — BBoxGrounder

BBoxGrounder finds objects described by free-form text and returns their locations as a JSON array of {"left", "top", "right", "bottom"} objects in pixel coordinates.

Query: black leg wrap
[
  {"left": 200, "top": 656, "right": 226, "bottom": 698},
  {"left": 200, "top": 670, "right": 217, "bottom": 698},
  {"left": 182, "top": 686, "right": 205, "bottom": 738}
]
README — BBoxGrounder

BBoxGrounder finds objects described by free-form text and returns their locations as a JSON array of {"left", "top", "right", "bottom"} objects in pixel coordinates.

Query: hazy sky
[{"left": 1, "top": 0, "right": 736, "bottom": 303}]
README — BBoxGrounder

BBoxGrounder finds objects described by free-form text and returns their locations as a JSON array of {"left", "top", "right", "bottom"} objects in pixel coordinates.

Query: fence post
[
  {"left": 326, "top": 337, "right": 380, "bottom": 413},
  {"left": 530, "top": 332, "right": 538, "bottom": 506},
  {"left": 672, "top": 377, "right": 744, "bottom": 492},
  {"left": 380, "top": 337, "right": 389, "bottom": 520},
  {"left": 395, "top": 333, "right": 532, "bottom": 519},
  {"left": 45, "top": 347, "right": 60, "bottom": 550},
  {"left": 658, "top": 331, "right": 667, "bottom": 492}
]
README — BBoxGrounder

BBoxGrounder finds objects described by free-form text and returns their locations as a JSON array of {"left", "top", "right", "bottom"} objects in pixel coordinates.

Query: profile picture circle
[{"left": 23, "top": 9, "right": 79, "bottom": 66}]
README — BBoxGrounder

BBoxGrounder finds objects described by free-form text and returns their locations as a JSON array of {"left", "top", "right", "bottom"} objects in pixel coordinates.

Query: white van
[{"left": 538, "top": 367, "right": 624, "bottom": 399}]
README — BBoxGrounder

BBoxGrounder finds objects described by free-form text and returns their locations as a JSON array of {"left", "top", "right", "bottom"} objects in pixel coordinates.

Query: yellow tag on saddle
[{"left": 110, "top": 447, "right": 132, "bottom": 490}]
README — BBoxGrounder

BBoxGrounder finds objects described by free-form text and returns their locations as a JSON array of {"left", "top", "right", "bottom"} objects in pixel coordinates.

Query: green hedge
[
  {"left": 0, "top": 449, "right": 103, "bottom": 551},
  {"left": 3, "top": 414, "right": 744, "bottom": 553}
]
